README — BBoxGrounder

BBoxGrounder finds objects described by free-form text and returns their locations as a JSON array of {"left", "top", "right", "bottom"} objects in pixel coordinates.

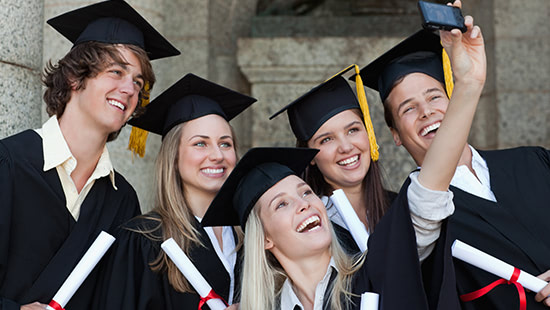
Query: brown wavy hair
[{"left": 42, "top": 41, "right": 155, "bottom": 141}]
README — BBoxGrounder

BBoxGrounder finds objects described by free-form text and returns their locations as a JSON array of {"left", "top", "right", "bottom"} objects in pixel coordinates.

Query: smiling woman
[{"left": 95, "top": 73, "right": 256, "bottom": 310}]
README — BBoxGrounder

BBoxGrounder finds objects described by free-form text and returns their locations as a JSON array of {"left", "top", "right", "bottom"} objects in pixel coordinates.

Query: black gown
[
  {"left": 449, "top": 147, "right": 550, "bottom": 309},
  {"left": 351, "top": 177, "right": 461, "bottom": 310},
  {"left": 96, "top": 212, "right": 242, "bottom": 310},
  {"left": 0, "top": 130, "right": 141, "bottom": 310}
]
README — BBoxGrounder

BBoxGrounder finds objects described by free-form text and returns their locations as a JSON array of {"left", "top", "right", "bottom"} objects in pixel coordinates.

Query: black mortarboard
[
  {"left": 201, "top": 147, "right": 319, "bottom": 229},
  {"left": 270, "top": 65, "right": 380, "bottom": 161},
  {"left": 128, "top": 73, "right": 256, "bottom": 145},
  {"left": 356, "top": 29, "right": 452, "bottom": 102},
  {"left": 47, "top": 0, "right": 180, "bottom": 60}
]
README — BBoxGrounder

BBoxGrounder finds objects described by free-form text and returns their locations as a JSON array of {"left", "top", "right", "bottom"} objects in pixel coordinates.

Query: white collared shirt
[
  {"left": 195, "top": 217, "right": 237, "bottom": 304},
  {"left": 280, "top": 258, "right": 337, "bottom": 310},
  {"left": 35, "top": 116, "right": 116, "bottom": 220},
  {"left": 450, "top": 145, "right": 497, "bottom": 202}
]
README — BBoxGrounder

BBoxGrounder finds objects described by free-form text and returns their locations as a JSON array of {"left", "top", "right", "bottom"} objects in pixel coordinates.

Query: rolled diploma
[
  {"left": 331, "top": 189, "right": 369, "bottom": 252},
  {"left": 360, "top": 292, "right": 379, "bottom": 310},
  {"left": 46, "top": 231, "right": 115, "bottom": 310},
  {"left": 161, "top": 238, "right": 227, "bottom": 310},
  {"left": 452, "top": 239, "right": 548, "bottom": 293}
]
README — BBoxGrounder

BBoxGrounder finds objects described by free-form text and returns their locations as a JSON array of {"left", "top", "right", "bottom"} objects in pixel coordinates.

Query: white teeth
[
  {"left": 421, "top": 122, "right": 441, "bottom": 137},
  {"left": 202, "top": 168, "right": 224, "bottom": 174},
  {"left": 107, "top": 99, "right": 125, "bottom": 111},
  {"left": 338, "top": 155, "right": 358, "bottom": 166},
  {"left": 296, "top": 215, "right": 320, "bottom": 233}
]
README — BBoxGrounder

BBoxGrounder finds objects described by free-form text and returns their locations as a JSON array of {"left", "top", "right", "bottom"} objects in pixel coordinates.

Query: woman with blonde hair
[{"left": 97, "top": 73, "right": 255, "bottom": 310}]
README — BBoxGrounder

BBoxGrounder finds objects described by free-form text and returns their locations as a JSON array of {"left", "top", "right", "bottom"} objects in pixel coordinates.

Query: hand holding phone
[{"left": 418, "top": 1, "right": 467, "bottom": 33}]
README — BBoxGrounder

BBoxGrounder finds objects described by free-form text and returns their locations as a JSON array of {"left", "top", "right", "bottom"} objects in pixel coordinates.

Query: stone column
[
  {"left": 493, "top": 0, "right": 550, "bottom": 148},
  {"left": 238, "top": 37, "right": 417, "bottom": 191},
  {"left": 0, "top": 0, "right": 43, "bottom": 138}
]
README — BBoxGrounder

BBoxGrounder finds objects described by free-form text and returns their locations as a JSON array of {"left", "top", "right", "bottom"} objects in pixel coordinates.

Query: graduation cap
[
  {"left": 201, "top": 147, "right": 319, "bottom": 229},
  {"left": 46, "top": 0, "right": 180, "bottom": 60},
  {"left": 127, "top": 73, "right": 257, "bottom": 156},
  {"left": 355, "top": 29, "right": 454, "bottom": 103},
  {"left": 270, "top": 65, "right": 379, "bottom": 161}
]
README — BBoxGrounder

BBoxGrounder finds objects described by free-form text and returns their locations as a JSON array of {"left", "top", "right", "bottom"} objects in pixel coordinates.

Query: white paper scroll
[
  {"left": 161, "top": 238, "right": 227, "bottom": 310},
  {"left": 46, "top": 231, "right": 115, "bottom": 310},
  {"left": 330, "top": 189, "right": 369, "bottom": 253},
  {"left": 451, "top": 239, "right": 548, "bottom": 293},
  {"left": 360, "top": 292, "right": 379, "bottom": 310}
]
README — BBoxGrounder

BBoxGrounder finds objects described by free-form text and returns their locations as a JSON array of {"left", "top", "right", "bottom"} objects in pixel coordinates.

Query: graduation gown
[
  {"left": 351, "top": 177, "right": 461, "bottom": 310},
  {"left": 97, "top": 213, "right": 242, "bottom": 310},
  {"left": 449, "top": 147, "right": 550, "bottom": 309},
  {"left": 0, "top": 130, "right": 141, "bottom": 310}
]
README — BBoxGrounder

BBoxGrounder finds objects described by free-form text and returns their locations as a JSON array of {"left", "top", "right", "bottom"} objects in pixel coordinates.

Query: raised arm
[{"left": 417, "top": 0, "right": 486, "bottom": 191}]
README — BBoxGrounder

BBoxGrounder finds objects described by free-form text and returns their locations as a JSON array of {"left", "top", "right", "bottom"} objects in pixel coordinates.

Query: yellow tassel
[
  {"left": 441, "top": 46, "right": 454, "bottom": 98},
  {"left": 128, "top": 82, "right": 151, "bottom": 158},
  {"left": 354, "top": 65, "right": 379, "bottom": 162}
]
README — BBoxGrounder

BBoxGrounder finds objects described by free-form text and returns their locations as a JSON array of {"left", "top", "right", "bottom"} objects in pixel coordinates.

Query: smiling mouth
[
  {"left": 296, "top": 215, "right": 321, "bottom": 233},
  {"left": 420, "top": 122, "right": 441, "bottom": 137},
  {"left": 201, "top": 168, "right": 224, "bottom": 174},
  {"left": 337, "top": 155, "right": 359, "bottom": 166},
  {"left": 107, "top": 99, "right": 126, "bottom": 111}
]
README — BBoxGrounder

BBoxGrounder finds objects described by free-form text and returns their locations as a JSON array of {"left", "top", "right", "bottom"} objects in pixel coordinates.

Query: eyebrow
[
  {"left": 189, "top": 135, "right": 210, "bottom": 141},
  {"left": 269, "top": 191, "right": 286, "bottom": 208},
  {"left": 396, "top": 87, "right": 445, "bottom": 114}
]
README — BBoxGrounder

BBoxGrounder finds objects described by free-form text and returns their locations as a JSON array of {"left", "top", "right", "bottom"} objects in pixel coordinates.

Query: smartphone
[{"left": 418, "top": 1, "right": 467, "bottom": 33}]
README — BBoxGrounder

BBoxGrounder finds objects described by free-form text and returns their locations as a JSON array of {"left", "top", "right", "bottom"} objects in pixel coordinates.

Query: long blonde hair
[
  {"left": 131, "top": 121, "right": 243, "bottom": 293},
  {"left": 240, "top": 202, "right": 364, "bottom": 310}
]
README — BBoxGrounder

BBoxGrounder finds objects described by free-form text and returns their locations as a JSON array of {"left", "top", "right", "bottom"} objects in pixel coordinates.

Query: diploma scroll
[
  {"left": 161, "top": 238, "right": 227, "bottom": 310},
  {"left": 360, "top": 292, "right": 379, "bottom": 310},
  {"left": 451, "top": 240, "right": 548, "bottom": 293},
  {"left": 46, "top": 231, "right": 115, "bottom": 310},
  {"left": 331, "top": 189, "right": 369, "bottom": 253}
]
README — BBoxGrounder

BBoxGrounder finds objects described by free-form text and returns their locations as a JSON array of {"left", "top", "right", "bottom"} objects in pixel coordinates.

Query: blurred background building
[{"left": 1, "top": 0, "right": 548, "bottom": 211}]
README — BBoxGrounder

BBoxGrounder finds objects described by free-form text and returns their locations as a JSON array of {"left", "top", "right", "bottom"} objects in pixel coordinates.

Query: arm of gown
[
  {"left": 351, "top": 178, "right": 461, "bottom": 310},
  {"left": 93, "top": 225, "right": 160, "bottom": 310},
  {"left": 0, "top": 143, "right": 19, "bottom": 310},
  {"left": 407, "top": 171, "right": 454, "bottom": 262}
]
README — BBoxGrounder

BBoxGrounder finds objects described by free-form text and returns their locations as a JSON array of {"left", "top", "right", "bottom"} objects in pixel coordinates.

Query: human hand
[
  {"left": 21, "top": 301, "right": 48, "bottom": 310},
  {"left": 225, "top": 303, "right": 239, "bottom": 310},
  {"left": 535, "top": 270, "right": 550, "bottom": 307},
  {"left": 439, "top": 0, "right": 486, "bottom": 86}
]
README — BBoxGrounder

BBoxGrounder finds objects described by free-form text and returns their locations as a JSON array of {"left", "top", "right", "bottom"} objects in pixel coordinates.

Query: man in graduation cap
[
  {"left": 0, "top": 1, "right": 179, "bottom": 309},
  {"left": 358, "top": 3, "right": 550, "bottom": 309}
]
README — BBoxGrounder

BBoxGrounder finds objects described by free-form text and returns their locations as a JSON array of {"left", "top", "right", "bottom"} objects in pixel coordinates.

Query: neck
[
  {"left": 184, "top": 187, "right": 216, "bottom": 218},
  {"left": 278, "top": 250, "right": 332, "bottom": 309},
  {"left": 58, "top": 113, "right": 109, "bottom": 192},
  {"left": 341, "top": 186, "right": 368, "bottom": 229}
]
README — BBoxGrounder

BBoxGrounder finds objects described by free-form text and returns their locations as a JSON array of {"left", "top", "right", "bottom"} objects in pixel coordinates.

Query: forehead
[
  {"left": 259, "top": 175, "right": 302, "bottom": 204},
  {"left": 180, "top": 114, "right": 231, "bottom": 136}
]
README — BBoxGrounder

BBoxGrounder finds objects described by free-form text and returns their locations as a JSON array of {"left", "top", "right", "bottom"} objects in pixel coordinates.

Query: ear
[
  {"left": 264, "top": 235, "right": 274, "bottom": 250},
  {"left": 310, "top": 158, "right": 317, "bottom": 166},
  {"left": 390, "top": 127, "right": 402, "bottom": 147}
]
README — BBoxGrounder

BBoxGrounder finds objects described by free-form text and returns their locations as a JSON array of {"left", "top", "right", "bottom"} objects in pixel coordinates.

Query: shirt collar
[
  {"left": 38, "top": 115, "right": 117, "bottom": 189},
  {"left": 279, "top": 258, "right": 338, "bottom": 310}
]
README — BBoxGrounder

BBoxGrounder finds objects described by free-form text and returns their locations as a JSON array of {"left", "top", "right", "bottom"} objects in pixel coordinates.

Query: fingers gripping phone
[{"left": 418, "top": 1, "right": 467, "bottom": 33}]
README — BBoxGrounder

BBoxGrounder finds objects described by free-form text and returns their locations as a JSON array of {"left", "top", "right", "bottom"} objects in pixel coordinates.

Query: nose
[
  {"left": 419, "top": 101, "right": 434, "bottom": 119},
  {"left": 296, "top": 197, "right": 310, "bottom": 214},
  {"left": 119, "top": 76, "right": 136, "bottom": 96},
  {"left": 209, "top": 145, "right": 224, "bottom": 162},
  {"left": 337, "top": 136, "right": 353, "bottom": 154}
]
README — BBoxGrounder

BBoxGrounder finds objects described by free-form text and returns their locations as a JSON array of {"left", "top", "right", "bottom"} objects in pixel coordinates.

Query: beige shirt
[{"left": 35, "top": 116, "right": 117, "bottom": 220}]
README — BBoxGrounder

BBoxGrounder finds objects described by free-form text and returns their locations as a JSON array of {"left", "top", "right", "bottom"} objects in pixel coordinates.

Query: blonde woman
[{"left": 97, "top": 74, "right": 255, "bottom": 310}]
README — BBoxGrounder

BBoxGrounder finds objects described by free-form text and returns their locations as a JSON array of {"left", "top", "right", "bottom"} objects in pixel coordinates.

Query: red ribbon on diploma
[
  {"left": 460, "top": 267, "right": 526, "bottom": 310},
  {"left": 198, "top": 289, "right": 228, "bottom": 310},
  {"left": 48, "top": 300, "right": 65, "bottom": 310}
]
